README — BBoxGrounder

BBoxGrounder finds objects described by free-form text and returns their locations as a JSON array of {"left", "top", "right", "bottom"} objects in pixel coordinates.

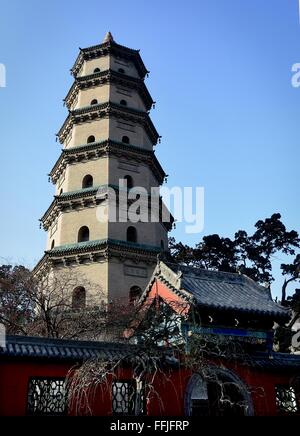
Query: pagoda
[{"left": 34, "top": 32, "right": 172, "bottom": 306}]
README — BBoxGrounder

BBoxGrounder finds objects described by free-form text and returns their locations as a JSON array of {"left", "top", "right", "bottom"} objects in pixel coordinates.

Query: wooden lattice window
[
  {"left": 112, "top": 380, "right": 145, "bottom": 416},
  {"left": 276, "top": 386, "right": 299, "bottom": 414},
  {"left": 27, "top": 378, "right": 67, "bottom": 416}
]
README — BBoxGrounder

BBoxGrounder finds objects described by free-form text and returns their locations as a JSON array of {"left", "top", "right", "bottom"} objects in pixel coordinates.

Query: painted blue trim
[{"left": 182, "top": 323, "right": 274, "bottom": 342}]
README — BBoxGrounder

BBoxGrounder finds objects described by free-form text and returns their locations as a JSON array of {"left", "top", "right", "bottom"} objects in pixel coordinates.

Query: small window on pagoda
[
  {"left": 129, "top": 286, "right": 142, "bottom": 306},
  {"left": 82, "top": 175, "right": 93, "bottom": 189},
  {"left": 87, "top": 135, "right": 96, "bottom": 144},
  {"left": 78, "top": 226, "right": 90, "bottom": 243},
  {"left": 127, "top": 226, "right": 137, "bottom": 243},
  {"left": 59, "top": 189, "right": 63, "bottom": 195},
  {"left": 122, "top": 136, "right": 130, "bottom": 144},
  {"left": 90, "top": 99, "right": 98, "bottom": 106},
  {"left": 72, "top": 287, "right": 86, "bottom": 310},
  {"left": 118, "top": 68, "right": 125, "bottom": 74},
  {"left": 94, "top": 68, "right": 100, "bottom": 73},
  {"left": 123, "top": 175, "right": 133, "bottom": 190},
  {"left": 161, "top": 240, "right": 165, "bottom": 251},
  {"left": 51, "top": 240, "right": 55, "bottom": 250},
  {"left": 120, "top": 99, "right": 127, "bottom": 106}
]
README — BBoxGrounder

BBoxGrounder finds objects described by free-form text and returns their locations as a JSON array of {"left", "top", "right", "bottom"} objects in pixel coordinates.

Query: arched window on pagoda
[
  {"left": 122, "top": 136, "right": 130, "bottom": 144},
  {"left": 118, "top": 68, "right": 125, "bottom": 74},
  {"left": 51, "top": 240, "right": 55, "bottom": 250},
  {"left": 82, "top": 175, "right": 93, "bottom": 189},
  {"left": 161, "top": 240, "right": 165, "bottom": 251},
  {"left": 120, "top": 99, "right": 127, "bottom": 106},
  {"left": 129, "top": 286, "right": 142, "bottom": 306},
  {"left": 91, "top": 99, "right": 98, "bottom": 105},
  {"left": 78, "top": 226, "right": 90, "bottom": 243},
  {"left": 94, "top": 68, "right": 100, "bottom": 73},
  {"left": 87, "top": 135, "right": 96, "bottom": 144},
  {"left": 72, "top": 287, "right": 86, "bottom": 310},
  {"left": 127, "top": 227, "right": 137, "bottom": 243},
  {"left": 123, "top": 175, "right": 133, "bottom": 190}
]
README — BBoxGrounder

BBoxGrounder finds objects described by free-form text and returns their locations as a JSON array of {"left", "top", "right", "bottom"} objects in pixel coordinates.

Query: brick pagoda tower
[{"left": 34, "top": 32, "right": 172, "bottom": 307}]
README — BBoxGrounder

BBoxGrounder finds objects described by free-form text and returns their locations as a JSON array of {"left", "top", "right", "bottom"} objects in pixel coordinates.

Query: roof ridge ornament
[{"left": 103, "top": 31, "right": 114, "bottom": 43}]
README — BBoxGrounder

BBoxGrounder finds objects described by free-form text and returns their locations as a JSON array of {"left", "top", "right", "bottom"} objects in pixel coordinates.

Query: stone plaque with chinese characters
[{"left": 124, "top": 266, "right": 148, "bottom": 278}]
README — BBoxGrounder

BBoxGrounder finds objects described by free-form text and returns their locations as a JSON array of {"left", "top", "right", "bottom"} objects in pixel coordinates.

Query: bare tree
[
  {"left": 0, "top": 263, "right": 137, "bottom": 340},
  {"left": 0, "top": 263, "right": 259, "bottom": 415},
  {"left": 67, "top": 297, "right": 253, "bottom": 416}
]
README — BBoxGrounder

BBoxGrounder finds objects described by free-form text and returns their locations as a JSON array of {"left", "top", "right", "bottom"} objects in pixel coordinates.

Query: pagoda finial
[{"left": 103, "top": 31, "right": 114, "bottom": 43}]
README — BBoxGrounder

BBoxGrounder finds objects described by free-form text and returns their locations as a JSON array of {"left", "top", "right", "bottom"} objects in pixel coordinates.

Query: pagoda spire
[{"left": 103, "top": 31, "right": 114, "bottom": 43}]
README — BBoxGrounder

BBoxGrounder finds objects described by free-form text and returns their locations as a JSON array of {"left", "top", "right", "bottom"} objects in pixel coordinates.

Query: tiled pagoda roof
[{"left": 71, "top": 38, "right": 149, "bottom": 79}]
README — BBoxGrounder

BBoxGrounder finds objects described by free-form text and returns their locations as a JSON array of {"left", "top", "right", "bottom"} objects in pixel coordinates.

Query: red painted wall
[
  {"left": 0, "top": 357, "right": 297, "bottom": 416},
  {"left": 0, "top": 360, "right": 70, "bottom": 416}
]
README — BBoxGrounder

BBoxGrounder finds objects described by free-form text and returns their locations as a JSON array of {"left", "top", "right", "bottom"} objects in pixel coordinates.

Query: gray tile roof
[
  {"left": 0, "top": 336, "right": 136, "bottom": 362},
  {"left": 2, "top": 336, "right": 300, "bottom": 371},
  {"left": 250, "top": 352, "right": 300, "bottom": 370},
  {"left": 158, "top": 262, "right": 290, "bottom": 320}
]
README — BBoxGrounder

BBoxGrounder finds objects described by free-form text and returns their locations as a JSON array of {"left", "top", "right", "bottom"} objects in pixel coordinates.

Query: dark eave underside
[
  {"left": 49, "top": 140, "right": 166, "bottom": 185},
  {"left": 33, "top": 241, "right": 161, "bottom": 276},
  {"left": 47, "top": 238, "right": 161, "bottom": 257},
  {"left": 57, "top": 102, "right": 159, "bottom": 145},
  {"left": 71, "top": 40, "right": 148, "bottom": 79},
  {"left": 40, "top": 184, "right": 173, "bottom": 233},
  {"left": 64, "top": 69, "right": 153, "bottom": 111}
]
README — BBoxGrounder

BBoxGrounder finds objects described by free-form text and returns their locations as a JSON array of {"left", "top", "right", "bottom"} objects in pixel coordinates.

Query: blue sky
[{"left": 0, "top": 0, "right": 299, "bottom": 297}]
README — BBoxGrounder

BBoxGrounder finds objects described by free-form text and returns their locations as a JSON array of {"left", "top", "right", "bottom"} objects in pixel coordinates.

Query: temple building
[
  {"left": 1, "top": 34, "right": 300, "bottom": 417},
  {"left": 138, "top": 261, "right": 290, "bottom": 352},
  {"left": 33, "top": 32, "right": 172, "bottom": 305}
]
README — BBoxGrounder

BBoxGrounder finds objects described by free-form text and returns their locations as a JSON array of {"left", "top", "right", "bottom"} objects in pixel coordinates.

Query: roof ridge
[
  {"left": 60, "top": 185, "right": 101, "bottom": 197},
  {"left": 5, "top": 335, "right": 132, "bottom": 349},
  {"left": 165, "top": 261, "right": 243, "bottom": 280},
  {"left": 47, "top": 239, "right": 161, "bottom": 256}
]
